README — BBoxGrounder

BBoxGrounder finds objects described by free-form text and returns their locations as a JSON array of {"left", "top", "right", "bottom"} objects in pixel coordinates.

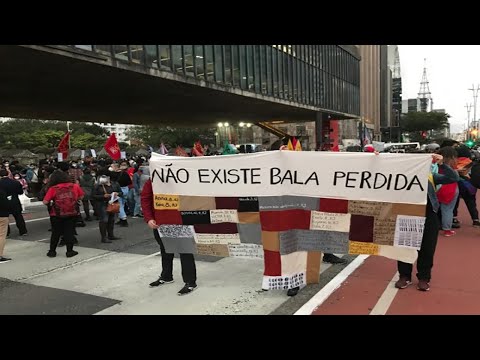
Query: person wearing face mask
[
  {"left": 93, "top": 172, "right": 123, "bottom": 243},
  {"left": 79, "top": 168, "right": 96, "bottom": 221},
  {"left": 68, "top": 161, "right": 83, "bottom": 184},
  {"left": 116, "top": 161, "right": 132, "bottom": 227},
  {"left": 0, "top": 169, "right": 27, "bottom": 237}
]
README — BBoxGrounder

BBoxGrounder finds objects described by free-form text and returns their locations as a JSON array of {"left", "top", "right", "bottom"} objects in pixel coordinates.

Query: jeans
[
  {"left": 440, "top": 189, "right": 459, "bottom": 230},
  {"left": 127, "top": 188, "right": 135, "bottom": 216},
  {"left": 133, "top": 190, "right": 142, "bottom": 216},
  {"left": 119, "top": 186, "right": 129, "bottom": 220}
]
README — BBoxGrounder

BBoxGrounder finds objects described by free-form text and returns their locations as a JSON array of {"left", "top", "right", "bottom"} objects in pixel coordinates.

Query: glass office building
[{"left": 71, "top": 45, "right": 360, "bottom": 118}]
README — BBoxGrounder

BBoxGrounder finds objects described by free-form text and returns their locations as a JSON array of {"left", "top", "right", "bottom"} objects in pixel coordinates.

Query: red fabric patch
[
  {"left": 215, "top": 197, "right": 239, "bottom": 209},
  {"left": 264, "top": 250, "right": 282, "bottom": 276},
  {"left": 154, "top": 210, "right": 183, "bottom": 225},
  {"left": 349, "top": 215, "right": 374, "bottom": 242},
  {"left": 260, "top": 210, "right": 311, "bottom": 231},
  {"left": 319, "top": 198, "right": 349, "bottom": 214},
  {"left": 194, "top": 223, "right": 238, "bottom": 234}
]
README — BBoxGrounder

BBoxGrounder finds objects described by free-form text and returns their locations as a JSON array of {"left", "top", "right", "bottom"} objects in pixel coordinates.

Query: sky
[{"left": 398, "top": 45, "right": 480, "bottom": 134}]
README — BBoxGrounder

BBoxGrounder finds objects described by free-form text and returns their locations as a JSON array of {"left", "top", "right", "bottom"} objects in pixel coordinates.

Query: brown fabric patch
[
  {"left": 306, "top": 251, "right": 322, "bottom": 284},
  {"left": 261, "top": 231, "right": 280, "bottom": 252},
  {"left": 196, "top": 244, "right": 230, "bottom": 257},
  {"left": 238, "top": 212, "right": 261, "bottom": 224},
  {"left": 178, "top": 196, "right": 216, "bottom": 211},
  {"left": 391, "top": 203, "right": 426, "bottom": 217}
]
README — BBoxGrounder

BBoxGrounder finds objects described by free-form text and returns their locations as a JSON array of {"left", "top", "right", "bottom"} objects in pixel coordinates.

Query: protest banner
[{"left": 149, "top": 151, "right": 431, "bottom": 290}]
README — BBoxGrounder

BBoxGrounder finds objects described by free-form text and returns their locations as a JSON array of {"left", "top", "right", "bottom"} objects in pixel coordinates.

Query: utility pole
[
  {"left": 465, "top": 103, "right": 472, "bottom": 140},
  {"left": 469, "top": 84, "right": 480, "bottom": 135}
]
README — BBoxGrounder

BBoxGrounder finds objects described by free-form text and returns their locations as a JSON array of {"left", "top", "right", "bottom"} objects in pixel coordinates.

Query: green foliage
[
  {"left": 127, "top": 126, "right": 216, "bottom": 148},
  {"left": 0, "top": 119, "right": 109, "bottom": 152},
  {"left": 402, "top": 111, "right": 450, "bottom": 132}
]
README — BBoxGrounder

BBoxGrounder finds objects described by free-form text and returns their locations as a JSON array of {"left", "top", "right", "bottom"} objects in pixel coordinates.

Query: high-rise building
[{"left": 88, "top": 122, "right": 137, "bottom": 143}]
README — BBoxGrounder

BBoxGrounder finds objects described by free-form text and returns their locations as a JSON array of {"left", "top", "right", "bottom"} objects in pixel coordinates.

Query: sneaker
[
  {"left": 395, "top": 276, "right": 412, "bottom": 289},
  {"left": 149, "top": 278, "right": 174, "bottom": 287},
  {"left": 20, "top": 232, "right": 28, "bottom": 237},
  {"left": 473, "top": 220, "right": 480, "bottom": 227},
  {"left": 177, "top": 284, "right": 198, "bottom": 295},
  {"left": 66, "top": 251, "right": 79, "bottom": 258},
  {"left": 132, "top": 216, "right": 139, "bottom": 219},
  {"left": 452, "top": 222, "right": 461, "bottom": 229},
  {"left": 108, "top": 236, "right": 121, "bottom": 240},
  {"left": 287, "top": 287, "right": 300, "bottom": 297},
  {"left": 47, "top": 250, "right": 56, "bottom": 258},
  {"left": 0, "top": 257, "right": 12, "bottom": 264},
  {"left": 443, "top": 230, "right": 456, "bottom": 237},
  {"left": 323, "top": 254, "right": 347, "bottom": 264},
  {"left": 417, "top": 280, "right": 430, "bottom": 291},
  {"left": 119, "top": 220, "right": 129, "bottom": 227}
]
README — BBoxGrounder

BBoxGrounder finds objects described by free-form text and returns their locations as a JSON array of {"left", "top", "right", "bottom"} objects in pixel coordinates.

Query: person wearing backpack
[
  {"left": 42, "top": 170, "right": 84, "bottom": 258},
  {"left": 0, "top": 188, "right": 11, "bottom": 263}
]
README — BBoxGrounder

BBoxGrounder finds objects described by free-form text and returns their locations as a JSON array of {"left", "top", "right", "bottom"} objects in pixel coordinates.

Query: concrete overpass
[{"left": 0, "top": 45, "right": 360, "bottom": 127}]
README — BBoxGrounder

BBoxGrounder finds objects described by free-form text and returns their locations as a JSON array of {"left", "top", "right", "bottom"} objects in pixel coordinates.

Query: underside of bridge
[{"left": 0, "top": 45, "right": 348, "bottom": 127}]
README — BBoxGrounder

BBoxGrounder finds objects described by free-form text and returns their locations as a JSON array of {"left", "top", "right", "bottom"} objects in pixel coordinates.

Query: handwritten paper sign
[
  {"left": 150, "top": 151, "right": 431, "bottom": 205},
  {"left": 310, "top": 211, "right": 351, "bottom": 232},
  {"left": 227, "top": 243, "right": 263, "bottom": 258},
  {"left": 91, "top": 149, "right": 97, "bottom": 158},
  {"left": 349, "top": 241, "right": 379, "bottom": 255},
  {"left": 210, "top": 209, "right": 239, "bottom": 224},
  {"left": 57, "top": 153, "right": 63, "bottom": 162},
  {"left": 373, "top": 217, "right": 396, "bottom": 245},
  {"left": 154, "top": 194, "right": 179, "bottom": 210},
  {"left": 196, "top": 244, "right": 230, "bottom": 257},
  {"left": 120, "top": 151, "right": 126, "bottom": 159},
  {"left": 194, "top": 233, "right": 241, "bottom": 245}
]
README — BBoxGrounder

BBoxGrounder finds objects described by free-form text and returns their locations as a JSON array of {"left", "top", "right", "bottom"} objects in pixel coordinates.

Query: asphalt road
[{"left": 0, "top": 203, "right": 349, "bottom": 315}]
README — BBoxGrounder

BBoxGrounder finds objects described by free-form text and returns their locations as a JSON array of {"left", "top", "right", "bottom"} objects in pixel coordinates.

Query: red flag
[
  {"left": 104, "top": 133, "right": 121, "bottom": 160},
  {"left": 57, "top": 132, "right": 70, "bottom": 160}
]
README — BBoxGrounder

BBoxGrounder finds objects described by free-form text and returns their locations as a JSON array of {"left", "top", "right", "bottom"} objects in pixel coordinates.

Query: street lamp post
[{"left": 469, "top": 84, "right": 480, "bottom": 136}]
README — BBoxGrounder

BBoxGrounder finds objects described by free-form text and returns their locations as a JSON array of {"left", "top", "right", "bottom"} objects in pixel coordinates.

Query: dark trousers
[
  {"left": 7, "top": 210, "right": 27, "bottom": 236},
  {"left": 153, "top": 230, "right": 197, "bottom": 285},
  {"left": 398, "top": 202, "right": 439, "bottom": 282},
  {"left": 453, "top": 191, "right": 479, "bottom": 221},
  {"left": 82, "top": 200, "right": 96, "bottom": 218},
  {"left": 50, "top": 216, "right": 76, "bottom": 252}
]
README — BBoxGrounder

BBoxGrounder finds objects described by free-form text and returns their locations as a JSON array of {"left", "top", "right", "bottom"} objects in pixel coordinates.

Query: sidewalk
[{"left": 303, "top": 202, "right": 480, "bottom": 315}]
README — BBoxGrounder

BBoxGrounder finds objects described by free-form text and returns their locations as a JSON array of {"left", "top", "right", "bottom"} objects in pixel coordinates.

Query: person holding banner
[
  {"left": 395, "top": 153, "right": 459, "bottom": 292},
  {"left": 141, "top": 179, "right": 198, "bottom": 296}
]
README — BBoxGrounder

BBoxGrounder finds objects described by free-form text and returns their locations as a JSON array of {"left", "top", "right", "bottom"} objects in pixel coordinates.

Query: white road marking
[
  {"left": 294, "top": 255, "right": 369, "bottom": 315},
  {"left": 9, "top": 216, "right": 51, "bottom": 225},
  {"left": 369, "top": 272, "right": 400, "bottom": 315}
]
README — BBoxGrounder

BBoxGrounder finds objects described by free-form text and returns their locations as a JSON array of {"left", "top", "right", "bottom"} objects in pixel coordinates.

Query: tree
[
  {"left": 402, "top": 111, "right": 450, "bottom": 132},
  {"left": 0, "top": 119, "right": 110, "bottom": 152},
  {"left": 127, "top": 126, "right": 216, "bottom": 149}
]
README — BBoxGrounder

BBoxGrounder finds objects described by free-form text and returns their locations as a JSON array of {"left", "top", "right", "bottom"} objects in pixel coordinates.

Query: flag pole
[{"left": 67, "top": 121, "right": 71, "bottom": 150}]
